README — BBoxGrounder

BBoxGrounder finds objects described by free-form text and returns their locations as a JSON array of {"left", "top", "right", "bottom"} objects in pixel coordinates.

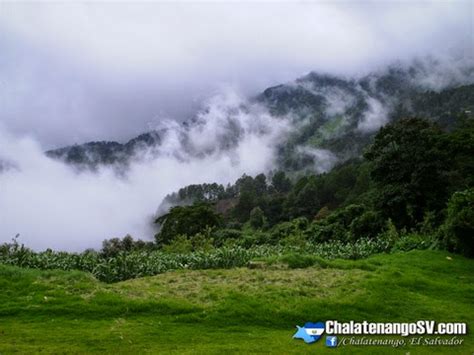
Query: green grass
[{"left": 0, "top": 250, "right": 473, "bottom": 354}]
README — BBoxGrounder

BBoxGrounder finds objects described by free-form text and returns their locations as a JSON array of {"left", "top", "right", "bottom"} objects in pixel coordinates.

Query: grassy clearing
[{"left": 0, "top": 250, "right": 473, "bottom": 354}]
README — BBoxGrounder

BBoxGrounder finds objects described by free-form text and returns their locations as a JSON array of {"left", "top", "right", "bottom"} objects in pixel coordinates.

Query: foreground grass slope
[{"left": 0, "top": 250, "right": 473, "bottom": 354}]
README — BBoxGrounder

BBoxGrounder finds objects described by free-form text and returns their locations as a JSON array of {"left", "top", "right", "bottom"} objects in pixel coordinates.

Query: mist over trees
[
  {"left": 2, "top": 84, "right": 473, "bottom": 285},
  {"left": 151, "top": 114, "right": 473, "bottom": 258}
]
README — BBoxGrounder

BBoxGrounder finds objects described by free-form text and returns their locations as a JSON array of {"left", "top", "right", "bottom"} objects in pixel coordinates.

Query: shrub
[
  {"left": 162, "top": 235, "right": 193, "bottom": 254},
  {"left": 270, "top": 221, "right": 293, "bottom": 242},
  {"left": 441, "top": 188, "right": 474, "bottom": 257},
  {"left": 279, "top": 234, "right": 308, "bottom": 249},
  {"left": 279, "top": 254, "right": 325, "bottom": 269},
  {"left": 417, "top": 211, "right": 438, "bottom": 236},
  {"left": 190, "top": 233, "right": 214, "bottom": 252},
  {"left": 235, "top": 231, "right": 271, "bottom": 248},
  {"left": 249, "top": 207, "right": 266, "bottom": 229},
  {"left": 270, "top": 218, "right": 308, "bottom": 242},
  {"left": 306, "top": 204, "right": 366, "bottom": 243},
  {"left": 306, "top": 222, "right": 348, "bottom": 243},
  {"left": 378, "top": 219, "right": 399, "bottom": 247},
  {"left": 212, "top": 229, "right": 243, "bottom": 247},
  {"left": 314, "top": 206, "right": 330, "bottom": 221},
  {"left": 325, "top": 204, "right": 365, "bottom": 227},
  {"left": 100, "top": 235, "right": 155, "bottom": 257},
  {"left": 155, "top": 203, "right": 222, "bottom": 245},
  {"left": 392, "top": 233, "right": 435, "bottom": 252},
  {"left": 225, "top": 221, "right": 243, "bottom": 230},
  {"left": 349, "top": 210, "right": 385, "bottom": 241}
]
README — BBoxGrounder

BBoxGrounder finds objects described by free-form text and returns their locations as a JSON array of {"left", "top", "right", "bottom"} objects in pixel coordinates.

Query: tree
[
  {"left": 441, "top": 188, "right": 474, "bottom": 258},
  {"left": 365, "top": 118, "right": 449, "bottom": 229},
  {"left": 349, "top": 210, "right": 385, "bottom": 240},
  {"left": 249, "top": 207, "right": 266, "bottom": 229},
  {"left": 263, "top": 194, "right": 287, "bottom": 225},
  {"left": 155, "top": 204, "right": 222, "bottom": 245},
  {"left": 314, "top": 206, "right": 330, "bottom": 221},
  {"left": 233, "top": 174, "right": 259, "bottom": 222},
  {"left": 286, "top": 177, "right": 320, "bottom": 219},
  {"left": 254, "top": 174, "right": 268, "bottom": 196},
  {"left": 271, "top": 171, "right": 292, "bottom": 193},
  {"left": 233, "top": 189, "right": 256, "bottom": 222},
  {"left": 100, "top": 234, "right": 154, "bottom": 257},
  {"left": 444, "top": 116, "right": 474, "bottom": 191}
]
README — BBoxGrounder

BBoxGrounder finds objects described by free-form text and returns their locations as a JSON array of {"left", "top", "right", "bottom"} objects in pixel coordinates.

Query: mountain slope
[
  {"left": 46, "top": 131, "right": 162, "bottom": 169},
  {"left": 46, "top": 63, "right": 474, "bottom": 172},
  {"left": 258, "top": 67, "right": 473, "bottom": 171}
]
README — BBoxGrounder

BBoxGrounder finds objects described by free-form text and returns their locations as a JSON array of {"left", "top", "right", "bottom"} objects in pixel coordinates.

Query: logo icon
[
  {"left": 326, "top": 336, "right": 338, "bottom": 347},
  {"left": 293, "top": 322, "right": 325, "bottom": 344}
]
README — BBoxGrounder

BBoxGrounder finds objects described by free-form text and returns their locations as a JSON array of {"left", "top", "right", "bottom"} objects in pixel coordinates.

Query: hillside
[
  {"left": 0, "top": 250, "right": 472, "bottom": 353},
  {"left": 258, "top": 71, "right": 474, "bottom": 170},
  {"left": 45, "top": 131, "right": 162, "bottom": 170},
  {"left": 45, "top": 64, "right": 474, "bottom": 172}
]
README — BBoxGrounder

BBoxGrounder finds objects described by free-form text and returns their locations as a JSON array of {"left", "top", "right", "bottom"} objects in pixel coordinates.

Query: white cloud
[
  {"left": 357, "top": 97, "right": 389, "bottom": 133},
  {"left": 296, "top": 146, "right": 338, "bottom": 174},
  {"left": 0, "top": 91, "right": 290, "bottom": 251},
  {"left": 0, "top": 1, "right": 471, "bottom": 146},
  {"left": 0, "top": 1, "right": 472, "bottom": 251}
]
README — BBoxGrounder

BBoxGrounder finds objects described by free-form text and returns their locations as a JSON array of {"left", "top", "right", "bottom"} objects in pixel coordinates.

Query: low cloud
[
  {"left": 0, "top": 91, "right": 290, "bottom": 251},
  {"left": 357, "top": 97, "right": 389, "bottom": 133},
  {"left": 0, "top": 1, "right": 472, "bottom": 147},
  {"left": 0, "top": 1, "right": 472, "bottom": 251},
  {"left": 296, "top": 146, "right": 339, "bottom": 174}
]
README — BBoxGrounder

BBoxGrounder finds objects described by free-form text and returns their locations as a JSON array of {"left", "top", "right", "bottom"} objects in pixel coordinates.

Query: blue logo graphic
[
  {"left": 326, "top": 336, "right": 338, "bottom": 347},
  {"left": 293, "top": 322, "right": 325, "bottom": 344}
]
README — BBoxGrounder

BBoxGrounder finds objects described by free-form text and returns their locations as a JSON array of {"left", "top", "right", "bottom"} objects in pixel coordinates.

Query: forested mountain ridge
[
  {"left": 151, "top": 61, "right": 474, "bottom": 257},
  {"left": 46, "top": 131, "right": 162, "bottom": 169},
  {"left": 46, "top": 63, "right": 474, "bottom": 172},
  {"left": 258, "top": 68, "right": 474, "bottom": 170}
]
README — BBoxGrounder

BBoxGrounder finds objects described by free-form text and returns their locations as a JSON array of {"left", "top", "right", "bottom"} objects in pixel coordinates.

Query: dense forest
[{"left": 152, "top": 115, "right": 473, "bottom": 257}]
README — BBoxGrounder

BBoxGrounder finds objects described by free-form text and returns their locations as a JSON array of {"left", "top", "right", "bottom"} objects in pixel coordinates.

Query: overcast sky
[{"left": 0, "top": 1, "right": 472, "bottom": 149}]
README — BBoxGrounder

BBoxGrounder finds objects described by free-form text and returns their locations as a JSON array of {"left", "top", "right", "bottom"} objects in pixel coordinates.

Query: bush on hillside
[{"left": 441, "top": 188, "right": 474, "bottom": 257}]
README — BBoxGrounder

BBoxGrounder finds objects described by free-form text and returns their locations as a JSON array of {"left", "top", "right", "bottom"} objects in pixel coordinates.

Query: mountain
[
  {"left": 46, "top": 131, "right": 162, "bottom": 169},
  {"left": 258, "top": 66, "right": 474, "bottom": 171},
  {"left": 46, "top": 62, "right": 474, "bottom": 172}
]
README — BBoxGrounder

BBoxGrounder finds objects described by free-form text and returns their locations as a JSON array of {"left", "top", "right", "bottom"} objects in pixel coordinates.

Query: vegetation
[
  {"left": 2, "top": 78, "right": 474, "bottom": 352},
  {"left": 0, "top": 250, "right": 472, "bottom": 353},
  {"left": 3, "top": 117, "right": 472, "bottom": 284},
  {"left": 0, "top": 233, "right": 397, "bottom": 283},
  {"left": 149, "top": 117, "right": 473, "bottom": 263},
  {"left": 441, "top": 188, "right": 474, "bottom": 257},
  {"left": 155, "top": 204, "right": 223, "bottom": 245},
  {"left": 364, "top": 117, "right": 449, "bottom": 229}
]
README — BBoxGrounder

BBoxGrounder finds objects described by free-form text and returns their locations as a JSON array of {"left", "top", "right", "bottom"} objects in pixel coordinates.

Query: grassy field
[{"left": 0, "top": 250, "right": 473, "bottom": 354}]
